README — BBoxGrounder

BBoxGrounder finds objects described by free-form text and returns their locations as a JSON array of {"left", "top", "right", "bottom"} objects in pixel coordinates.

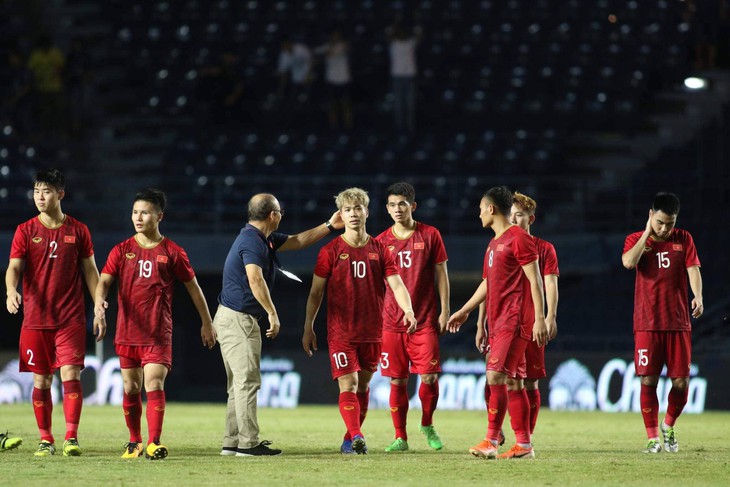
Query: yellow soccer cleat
[
  {"left": 144, "top": 442, "right": 168, "bottom": 460},
  {"left": 121, "top": 442, "right": 143, "bottom": 459}
]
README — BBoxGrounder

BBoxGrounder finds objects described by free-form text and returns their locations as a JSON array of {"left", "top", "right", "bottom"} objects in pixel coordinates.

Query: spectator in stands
[
  {"left": 1, "top": 49, "right": 33, "bottom": 136},
  {"left": 387, "top": 23, "right": 421, "bottom": 134},
  {"left": 316, "top": 29, "right": 353, "bottom": 130},
  {"left": 27, "top": 36, "right": 66, "bottom": 140},
  {"left": 277, "top": 36, "right": 313, "bottom": 126}
]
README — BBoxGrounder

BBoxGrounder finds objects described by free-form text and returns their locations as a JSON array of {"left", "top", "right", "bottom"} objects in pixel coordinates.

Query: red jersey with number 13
[
  {"left": 10, "top": 215, "right": 94, "bottom": 330},
  {"left": 623, "top": 228, "right": 700, "bottom": 332},
  {"left": 483, "top": 225, "right": 538, "bottom": 340},
  {"left": 102, "top": 236, "right": 195, "bottom": 346},
  {"left": 314, "top": 236, "right": 399, "bottom": 343}
]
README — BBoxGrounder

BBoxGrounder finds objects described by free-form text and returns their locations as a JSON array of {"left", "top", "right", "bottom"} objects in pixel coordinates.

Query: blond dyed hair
[
  {"left": 335, "top": 187, "right": 369, "bottom": 209},
  {"left": 513, "top": 191, "right": 537, "bottom": 215}
]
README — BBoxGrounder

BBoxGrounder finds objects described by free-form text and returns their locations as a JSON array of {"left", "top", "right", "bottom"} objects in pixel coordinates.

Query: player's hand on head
[
  {"left": 645, "top": 209, "right": 654, "bottom": 235},
  {"left": 302, "top": 328, "right": 317, "bottom": 357},
  {"left": 6, "top": 292, "right": 21, "bottom": 314},
  {"left": 329, "top": 210, "right": 345, "bottom": 230}
]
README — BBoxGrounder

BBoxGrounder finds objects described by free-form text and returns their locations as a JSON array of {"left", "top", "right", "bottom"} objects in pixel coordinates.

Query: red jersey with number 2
[
  {"left": 483, "top": 225, "right": 538, "bottom": 340},
  {"left": 623, "top": 228, "right": 700, "bottom": 332},
  {"left": 10, "top": 215, "right": 94, "bottom": 330},
  {"left": 102, "top": 236, "right": 195, "bottom": 346},
  {"left": 314, "top": 236, "right": 399, "bottom": 343},
  {"left": 376, "top": 222, "right": 448, "bottom": 333}
]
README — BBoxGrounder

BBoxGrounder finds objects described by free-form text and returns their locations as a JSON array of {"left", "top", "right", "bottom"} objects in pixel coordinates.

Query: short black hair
[
  {"left": 134, "top": 188, "right": 166, "bottom": 213},
  {"left": 386, "top": 181, "right": 416, "bottom": 203},
  {"left": 483, "top": 186, "right": 513, "bottom": 216},
  {"left": 652, "top": 192, "right": 680, "bottom": 216},
  {"left": 34, "top": 168, "right": 65, "bottom": 191}
]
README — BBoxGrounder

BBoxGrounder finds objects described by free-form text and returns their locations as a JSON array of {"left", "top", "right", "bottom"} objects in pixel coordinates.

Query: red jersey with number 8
[
  {"left": 623, "top": 228, "right": 700, "bottom": 332},
  {"left": 10, "top": 215, "right": 94, "bottom": 330},
  {"left": 314, "top": 236, "right": 399, "bottom": 343},
  {"left": 102, "top": 236, "right": 195, "bottom": 346}
]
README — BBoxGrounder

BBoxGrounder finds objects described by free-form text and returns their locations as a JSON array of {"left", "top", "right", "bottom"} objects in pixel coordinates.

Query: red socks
[
  {"left": 62, "top": 380, "right": 83, "bottom": 440},
  {"left": 389, "top": 383, "right": 409, "bottom": 440},
  {"left": 32, "top": 387, "right": 53, "bottom": 443},
  {"left": 419, "top": 381, "right": 439, "bottom": 427},
  {"left": 484, "top": 379, "right": 491, "bottom": 411},
  {"left": 508, "top": 388, "right": 531, "bottom": 445},
  {"left": 339, "top": 391, "right": 362, "bottom": 439},
  {"left": 665, "top": 386, "right": 689, "bottom": 427},
  {"left": 123, "top": 392, "right": 143, "bottom": 443},
  {"left": 640, "top": 384, "right": 659, "bottom": 438},
  {"left": 526, "top": 388, "right": 541, "bottom": 434},
  {"left": 146, "top": 390, "right": 166, "bottom": 445},
  {"left": 486, "top": 384, "right": 508, "bottom": 443}
]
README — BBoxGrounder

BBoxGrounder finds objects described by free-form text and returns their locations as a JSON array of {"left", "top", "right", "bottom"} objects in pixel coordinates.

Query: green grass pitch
[{"left": 2, "top": 404, "right": 729, "bottom": 486}]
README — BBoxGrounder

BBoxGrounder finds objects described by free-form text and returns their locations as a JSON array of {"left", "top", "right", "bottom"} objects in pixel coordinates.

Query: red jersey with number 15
[
  {"left": 102, "top": 236, "right": 195, "bottom": 346},
  {"left": 10, "top": 215, "right": 94, "bottom": 330},
  {"left": 376, "top": 222, "right": 448, "bottom": 333},
  {"left": 623, "top": 228, "right": 700, "bottom": 332},
  {"left": 483, "top": 225, "right": 538, "bottom": 340},
  {"left": 314, "top": 236, "right": 399, "bottom": 343}
]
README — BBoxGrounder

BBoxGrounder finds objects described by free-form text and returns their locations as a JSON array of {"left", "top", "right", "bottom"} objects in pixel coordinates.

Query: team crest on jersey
[
  {"left": 156, "top": 254, "right": 168, "bottom": 263},
  {"left": 643, "top": 246, "right": 652, "bottom": 253},
  {"left": 126, "top": 253, "right": 136, "bottom": 259},
  {"left": 64, "top": 235, "right": 76, "bottom": 244},
  {"left": 387, "top": 245, "right": 395, "bottom": 252},
  {"left": 496, "top": 244, "right": 505, "bottom": 252},
  {"left": 368, "top": 252, "right": 379, "bottom": 260},
  {"left": 339, "top": 253, "right": 349, "bottom": 260},
  {"left": 32, "top": 237, "right": 43, "bottom": 244},
  {"left": 414, "top": 242, "right": 425, "bottom": 250},
  {"left": 673, "top": 244, "right": 683, "bottom": 251}
]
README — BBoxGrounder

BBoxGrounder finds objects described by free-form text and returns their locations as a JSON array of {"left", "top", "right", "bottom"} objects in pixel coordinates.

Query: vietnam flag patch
[
  {"left": 64, "top": 235, "right": 76, "bottom": 244},
  {"left": 497, "top": 244, "right": 505, "bottom": 251},
  {"left": 368, "top": 253, "right": 379, "bottom": 260},
  {"left": 414, "top": 242, "right": 425, "bottom": 250},
  {"left": 156, "top": 255, "right": 169, "bottom": 263},
  {"left": 673, "top": 244, "right": 683, "bottom": 251}
]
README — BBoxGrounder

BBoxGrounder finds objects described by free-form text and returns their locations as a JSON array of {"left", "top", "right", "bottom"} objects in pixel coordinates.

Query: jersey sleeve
[
  {"left": 514, "top": 232, "right": 538, "bottom": 266},
  {"left": 9, "top": 225, "right": 27, "bottom": 259},
  {"left": 101, "top": 244, "right": 122, "bottom": 277},
  {"left": 542, "top": 242, "right": 560, "bottom": 276},
  {"left": 79, "top": 223, "right": 94, "bottom": 258},
  {"left": 313, "top": 245, "right": 333, "bottom": 278},
  {"left": 623, "top": 232, "right": 641, "bottom": 254},
  {"left": 382, "top": 244, "right": 400, "bottom": 277},
  {"left": 173, "top": 247, "right": 196, "bottom": 282},
  {"left": 683, "top": 232, "right": 701, "bottom": 268},
  {"left": 431, "top": 228, "right": 448, "bottom": 264}
]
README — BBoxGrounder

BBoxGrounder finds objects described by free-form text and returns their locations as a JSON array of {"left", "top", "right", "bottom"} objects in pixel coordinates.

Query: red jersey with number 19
[
  {"left": 102, "top": 236, "right": 195, "bottom": 346},
  {"left": 10, "top": 215, "right": 94, "bottom": 330},
  {"left": 376, "top": 222, "right": 448, "bottom": 333},
  {"left": 314, "top": 236, "right": 399, "bottom": 343},
  {"left": 623, "top": 228, "right": 700, "bottom": 332},
  {"left": 483, "top": 225, "right": 538, "bottom": 340}
]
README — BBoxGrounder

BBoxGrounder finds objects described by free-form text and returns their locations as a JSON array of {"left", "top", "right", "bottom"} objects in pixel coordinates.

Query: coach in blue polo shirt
[{"left": 213, "top": 193, "right": 342, "bottom": 457}]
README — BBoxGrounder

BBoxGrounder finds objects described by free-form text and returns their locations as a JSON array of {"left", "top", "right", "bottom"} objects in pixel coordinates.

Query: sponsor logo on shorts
[
  {"left": 673, "top": 244, "right": 683, "bottom": 251},
  {"left": 339, "top": 253, "right": 349, "bottom": 260},
  {"left": 488, "top": 357, "right": 499, "bottom": 365},
  {"left": 414, "top": 242, "right": 425, "bottom": 250},
  {"left": 68, "top": 393, "right": 79, "bottom": 400},
  {"left": 488, "top": 408, "right": 498, "bottom": 414},
  {"left": 64, "top": 235, "right": 76, "bottom": 244},
  {"left": 156, "top": 254, "right": 168, "bottom": 263},
  {"left": 368, "top": 253, "right": 379, "bottom": 260},
  {"left": 126, "top": 253, "right": 136, "bottom": 259},
  {"left": 32, "top": 237, "right": 43, "bottom": 244},
  {"left": 34, "top": 401, "right": 45, "bottom": 407},
  {"left": 430, "top": 360, "right": 438, "bottom": 366},
  {"left": 642, "top": 407, "right": 652, "bottom": 413}
]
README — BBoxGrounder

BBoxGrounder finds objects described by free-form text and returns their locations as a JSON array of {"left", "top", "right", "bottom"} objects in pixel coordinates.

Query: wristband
[{"left": 325, "top": 220, "right": 336, "bottom": 233}]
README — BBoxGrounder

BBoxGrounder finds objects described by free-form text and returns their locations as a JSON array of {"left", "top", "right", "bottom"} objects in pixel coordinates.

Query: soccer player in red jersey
[
  {"left": 302, "top": 187, "right": 417, "bottom": 455},
  {"left": 94, "top": 189, "right": 216, "bottom": 460},
  {"left": 447, "top": 186, "right": 548, "bottom": 460},
  {"left": 374, "top": 182, "right": 450, "bottom": 452},
  {"left": 6, "top": 168, "right": 104, "bottom": 458},
  {"left": 622, "top": 192, "right": 702, "bottom": 454}
]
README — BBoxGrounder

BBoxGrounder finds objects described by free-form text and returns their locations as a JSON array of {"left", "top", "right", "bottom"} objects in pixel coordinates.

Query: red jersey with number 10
[
  {"left": 376, "top": 222, "right": 448, "bottom": 333},
  {"left": 623, "top": 228, "right": 700, "bottom": 332},
  {"left": 10, "top": 215, "right": 94, "bottom": 330},
  {"left": 483, "top": 225, "right": 538, "bottom": 340},
  {"left": 314, "top": 235, "right": 399, "bottom": 343},
  {"left": 102, "top": 236, "right": 195, "bottom": 346}
]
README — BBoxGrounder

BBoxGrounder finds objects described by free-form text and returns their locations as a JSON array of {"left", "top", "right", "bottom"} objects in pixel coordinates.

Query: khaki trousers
[{"left": 212, "top": 304, "right": 262, "bottom": 449}]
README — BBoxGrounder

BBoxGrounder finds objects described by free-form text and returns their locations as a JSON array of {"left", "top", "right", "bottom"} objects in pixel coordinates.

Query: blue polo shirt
[{"left": 218, "top": 224, "right": 289, "bottom": 317}]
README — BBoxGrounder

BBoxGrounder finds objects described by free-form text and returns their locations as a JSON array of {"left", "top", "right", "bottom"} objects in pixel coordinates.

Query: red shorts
[
  {"left": 19, "top": 323, "right": 86, "bottom": 375},
  {"left": 380, "top": 327, "right": 441, "bottom": 378},
  {"left": 524, "top": 340, "right": 546, "bottom": 380},
  {"left": 488, "top": 326, "right": 528, "bottom": 379},
  {"left": 328, "top": 340, "right": 381, "bottom": 380},
  {"left": 634, "top": 331, "right": 691, "bottom": 378},
  {"left": 116, "top": 344, "right": 172, "bottom": 370}
]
